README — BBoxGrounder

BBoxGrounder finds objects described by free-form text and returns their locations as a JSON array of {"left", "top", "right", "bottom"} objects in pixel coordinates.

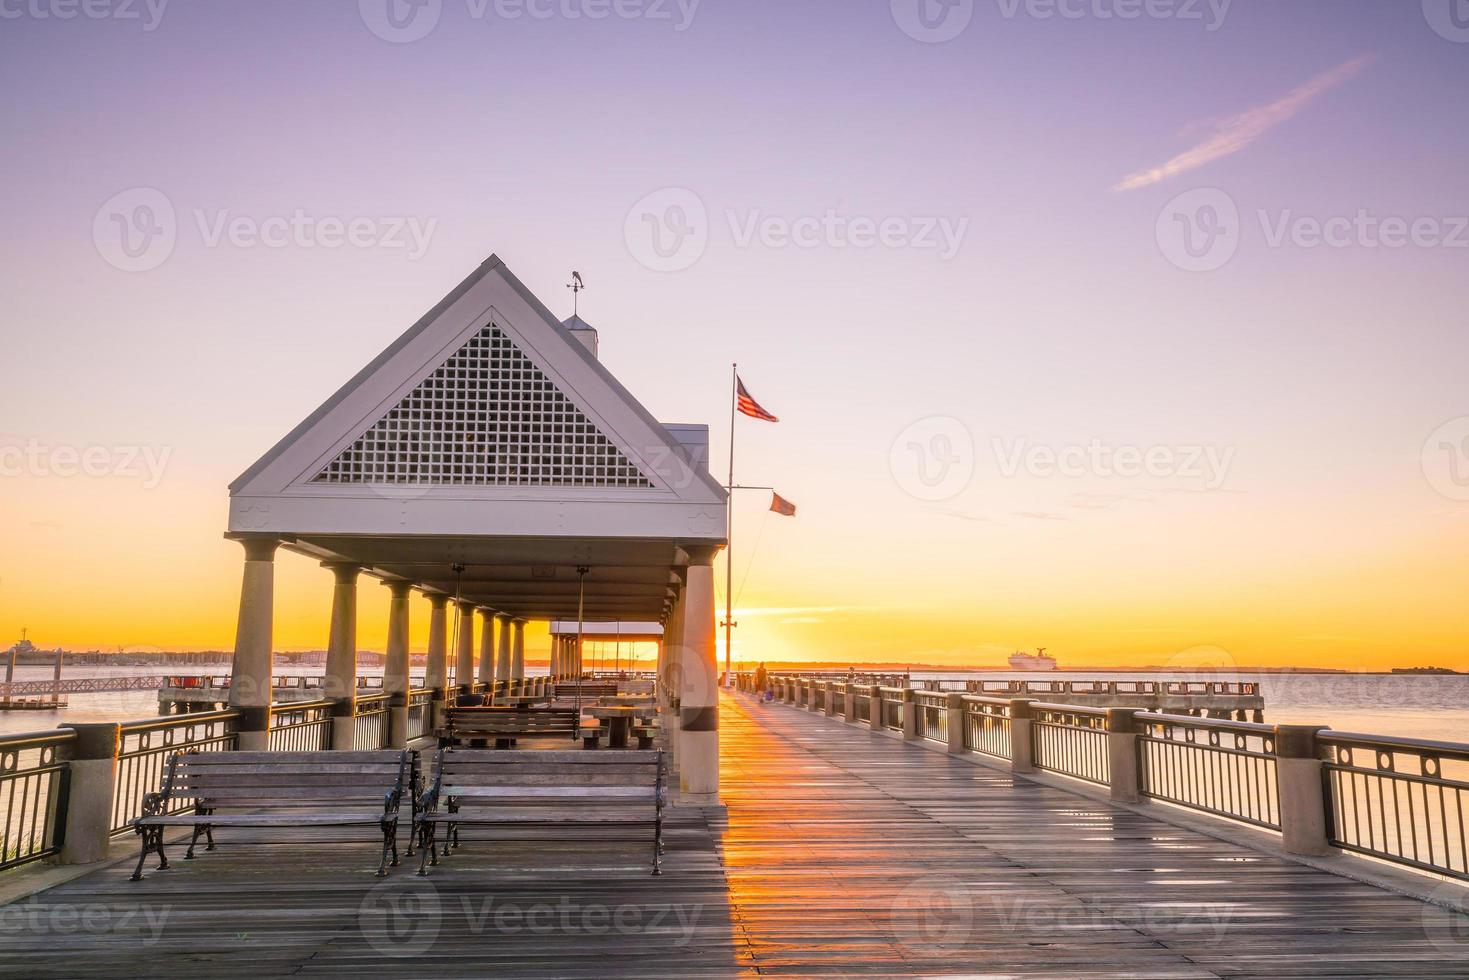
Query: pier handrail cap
[{"left": 1274, "top": 724, "right": 1331, "bottom": 759}]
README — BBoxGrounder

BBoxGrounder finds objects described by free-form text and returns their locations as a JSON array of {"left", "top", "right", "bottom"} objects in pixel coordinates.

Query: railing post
[
  {"left": 868, "top": 685, "right": 883, "bottom": 730},
  {"left": 1106, "top": 708, "right": 1142, "bottom": 803},
  {"left": 1276, "top": 725, "right": 1333, "bottom": 857},
  {"left": 824, "top": 681, "right": 837, "bottom": 716},
  {"left": 57, "top": 723, "right": 119, "bottom": 865},
  {"left": 844, "top": 685, "right": 858, "bottom": 724},
  {"left": 1009, "top": 698, "right": 1036, "bottom": 773},
  {"left": 945, "top": 693, "right": 965, "bottom": 753},
  {"left": 786, "top": 678, "right": 798, "bottom": 706},
  {"left": 901, "top": 689, "right": 919, "bottom": 740}
]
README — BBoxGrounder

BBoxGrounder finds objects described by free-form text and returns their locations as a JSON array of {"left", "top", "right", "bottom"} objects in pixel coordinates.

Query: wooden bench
[
  {"left": 631, "top": 723, "right": 659, "bottom": 750},
  {"left": 553, "top": 682, "right": 619, "bottom": 700},
  {"left": 415, "top": 748, "right": 665, "bottom": 877},
  {"left": 130, "top": 750, "right": 415, "bottom": 881},
  {"left": 440, "top": 707, "right": 602, "bottom": 749}
]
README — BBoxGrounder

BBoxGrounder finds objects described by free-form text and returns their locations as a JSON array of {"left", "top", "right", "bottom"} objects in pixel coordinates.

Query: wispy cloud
[
  {"left": 1114, "top": 55, "right": 1376, "bottom": 192},
  {"left": 1014, "top": 511, "right": 1072, "bottom": 522}
]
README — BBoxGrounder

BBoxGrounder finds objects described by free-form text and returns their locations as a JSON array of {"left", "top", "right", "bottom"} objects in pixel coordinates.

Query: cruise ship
[{"left": 1008, "top": 648, "right": 1057, "bottom": 671}]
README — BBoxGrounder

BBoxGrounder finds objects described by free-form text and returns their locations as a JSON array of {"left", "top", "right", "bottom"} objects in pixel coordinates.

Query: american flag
[
  {"left": 770, "top": 492, "right": 797, "bottom": 517},
  {"left": 736, "top": 377, "right": 779, "bottom": 422}
]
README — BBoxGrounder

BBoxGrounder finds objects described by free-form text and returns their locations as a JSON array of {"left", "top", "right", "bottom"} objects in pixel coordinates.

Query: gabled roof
[{"left": 227, "top": 255, "right": 726, "bottom": 544}]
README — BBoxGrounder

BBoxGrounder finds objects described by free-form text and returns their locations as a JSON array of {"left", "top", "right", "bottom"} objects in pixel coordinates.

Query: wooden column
[
  {"left": 678, "top": 546, "right": 719, "bottom": 801},
  {"left": 425, "top": 593, "right": 450, "bottom": 730},
  {"left": 324, "top": 562, "right": 359, "bottom": 751},
  {"left": 511, "top": 619, "right": 526, "bottom": 683},
  {"left": 384, "top": 581, "right": 412, "bottom": 749},
  {"left": 228, "top": 536, "right": 278, "bottom": 751},
  {"left": 478, "top": 608, "right": 497, "bottom": 692},
  {"left": 454, "top": 602, "right": 476, "bottom": 696},
  {"left": 496, "top": 614, "right": 512, "bottom": 696}
]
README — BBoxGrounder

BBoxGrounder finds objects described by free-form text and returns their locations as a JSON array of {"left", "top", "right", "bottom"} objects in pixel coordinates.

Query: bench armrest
[{"left": 137, "top": 752, "right": 183, "bottom": 823}]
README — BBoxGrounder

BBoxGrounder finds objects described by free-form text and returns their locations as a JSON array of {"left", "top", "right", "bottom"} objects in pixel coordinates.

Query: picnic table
[{"left": 582, "top": 705, "right": 657, "bottom": 749}]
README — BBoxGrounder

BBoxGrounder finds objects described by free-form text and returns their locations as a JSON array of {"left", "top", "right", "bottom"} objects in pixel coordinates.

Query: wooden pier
[{"left": 3, "top": 691, "right": 1466, "bottom": 977}]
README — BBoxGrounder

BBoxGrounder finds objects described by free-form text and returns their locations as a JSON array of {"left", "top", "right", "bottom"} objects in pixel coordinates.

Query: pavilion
[{"left": 222, "top": 255, "right": 728, "bottom": 800}]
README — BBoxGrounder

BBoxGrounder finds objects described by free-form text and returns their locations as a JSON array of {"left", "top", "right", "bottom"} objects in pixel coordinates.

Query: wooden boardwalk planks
[{"left": 1, "top": 692, "right": 1466, "bottom": 977}]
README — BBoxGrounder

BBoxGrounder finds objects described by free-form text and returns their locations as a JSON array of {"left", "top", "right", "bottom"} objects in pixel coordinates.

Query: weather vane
[{"left": 566, "top": 271, "right": 585, "bottom": 316}]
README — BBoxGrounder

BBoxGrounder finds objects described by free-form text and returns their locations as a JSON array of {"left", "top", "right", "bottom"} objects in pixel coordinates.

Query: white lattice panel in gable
[{"left": 314, "top": 326, "right": 653, "bottom": 488}]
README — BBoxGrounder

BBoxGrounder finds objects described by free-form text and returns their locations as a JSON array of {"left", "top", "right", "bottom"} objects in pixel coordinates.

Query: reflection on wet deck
[{"left": 3, "top": 692, "right": 1468, "bottom": 977}]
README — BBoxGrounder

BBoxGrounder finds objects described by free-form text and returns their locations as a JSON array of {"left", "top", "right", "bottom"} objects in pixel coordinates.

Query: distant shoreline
[{"left": 739, "top": 663, "right": 1465, "bottom": 676}]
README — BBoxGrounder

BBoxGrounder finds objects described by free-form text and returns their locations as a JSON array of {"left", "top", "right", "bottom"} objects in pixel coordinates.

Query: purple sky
[{"left": 2, "top": 1, "right": 1467, "bottom": 666}]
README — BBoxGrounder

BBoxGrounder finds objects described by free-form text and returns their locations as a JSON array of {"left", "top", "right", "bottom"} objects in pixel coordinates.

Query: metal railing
[
  {"left": 407, "top": 689, "right": 434, "bottom": 740},
  {"left": 962, "top": 696, "right": 1013, "bottom": 759},
  {"left": 1137, "top": 713, "right": 1279, "bottom": 829},
  {"left": 1031, "top": 704, "right": 1110, "bottom": 786},
  {"left": 914, "top": 691, "right": 948, "bottom": 743},
  {"left": 269, "top": 699, "right": 335, "bottom": 752},
  {"left": 880, "top": 688, "right": 905, "bottom": 732},
  {"left": 754, "top": 672, "right": 1469, "bottom": 885},
  {"left": 112, "top": 710, "right": 239, "bottom": 834},
  {"left": 353, "top": 694, "right": 392, "bottom": 750},
  {"left": 0, "top": 730, "right": 73, "bottom": 870},
  {"left": 1321, "top": 732, "right": 1469, "bottom": 881}
]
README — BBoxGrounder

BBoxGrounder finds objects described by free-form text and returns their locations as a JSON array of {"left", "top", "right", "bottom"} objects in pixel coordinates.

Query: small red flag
[
  {"left": 736, "top": 377, "right": 779, "bottom": 423},
  {"left": 770, "top": 492, "right": 797, "bottom": 517}
]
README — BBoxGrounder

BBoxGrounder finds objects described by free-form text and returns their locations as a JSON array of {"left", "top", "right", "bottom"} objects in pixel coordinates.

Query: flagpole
[{"left": 724, "top": 362, "right": 737, "bottom": 687}]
